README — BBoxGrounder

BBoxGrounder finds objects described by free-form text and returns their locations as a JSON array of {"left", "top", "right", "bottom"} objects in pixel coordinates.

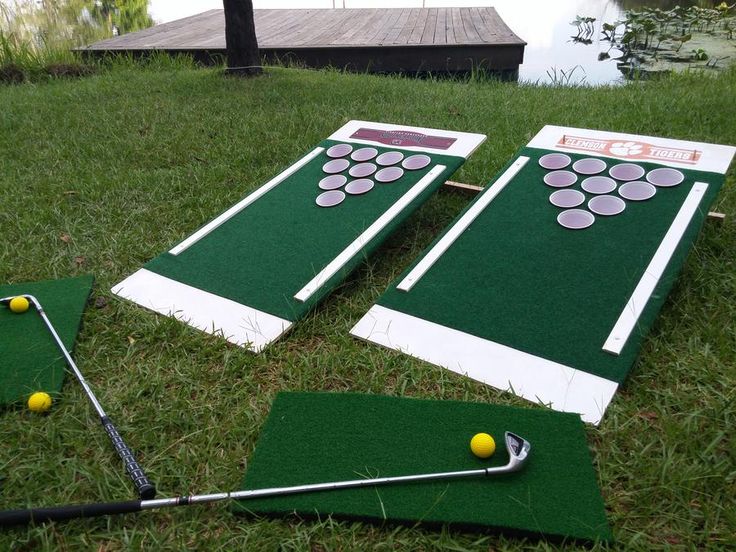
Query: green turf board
[
  {"left": 144, "top": 140, "right": 463, "bottom": 318},
  {"left": 0, "top": 275, "right": 94, "bottom": 407},
  {"left": 112, "top": 121, "right": 485, "bottom": 352},
  {"left": 351, "top": 126, "right": 735, "bottom": 424},
  {"left": 233, "top": 392, "right": 612, "bottom": 543},
  {"left": 375, "top": 149, "right": 721, "bottom": 382}
]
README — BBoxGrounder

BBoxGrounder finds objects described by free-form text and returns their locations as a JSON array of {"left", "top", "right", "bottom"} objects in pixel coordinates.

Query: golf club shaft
[
  {"left": 5, "top": 295, "right": 156, "bottom": 500},
  {"left": 32, "top": 298, "right": 106, "bottom": 418},
  {"left": 0, "top": 464, "right": 510, "bottom": 526}
]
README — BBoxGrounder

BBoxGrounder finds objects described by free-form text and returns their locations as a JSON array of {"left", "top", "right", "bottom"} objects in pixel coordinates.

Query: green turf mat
[
  {"left": 234, "top": 392, "right": 612, "bottom": 543},
  {"left": 0, "top": 275, "right": 94, "bottom": 407}
]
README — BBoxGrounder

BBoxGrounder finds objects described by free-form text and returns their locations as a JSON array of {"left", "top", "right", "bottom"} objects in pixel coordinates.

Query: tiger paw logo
[{"left": 609, "top": 141, "right": 644, "bottom": 157}]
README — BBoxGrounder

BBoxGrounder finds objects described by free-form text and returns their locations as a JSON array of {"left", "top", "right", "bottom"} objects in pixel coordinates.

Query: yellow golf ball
[
  {"left": 470, "top": 433, "right": 496, "bottom": 459},
  {"left": 28, "top": 392, "right": 52, "bottom": 413},
  {"left": 9, "top": 296, "right": 29, "bottom": 314}
]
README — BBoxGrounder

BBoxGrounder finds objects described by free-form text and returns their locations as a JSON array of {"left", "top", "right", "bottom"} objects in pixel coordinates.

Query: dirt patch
[
  {"left": 44, "top": 62, "right": 96, "bottom": 78},
  {"left": 0, "top": 64, "right": 26, "bottom": 84}
]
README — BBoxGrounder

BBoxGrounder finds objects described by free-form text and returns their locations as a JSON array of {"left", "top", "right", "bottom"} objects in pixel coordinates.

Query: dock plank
[
  {"left": 471, "top": 8, "right": 492, "bottom": 42},
  {"left": 384, "top": 9, "right": 412, "bottom": 45},
  {"left": 460, "top": 8, "right": 482, "bottom": 44},
  {"left": 434, "top": 8, "right": 447, "bottom": 45},
  {"left": 258, "top": 9, "right": 313, "bottom": 45},
  {"left": 397, "top": 8, "right": 417, "bottom": 46},
  {"left": 346, "top": 9, "right": 389, "bottom": 46},
  {"left": 451, "top": 8, "right": 467, "bottom": 44},
  {"left": 420, "top": 8, "right": 438, "bottom": 45},
  {"left": 407, "top": 8, "right": 429, "bottom": 45},
  {"left": 478, "top": 7, "right": 518, "bottom": 42},
  {"left": 310, "top": 10, "right": 355, "bottom": 47},
  {"left": 374, "top": 8, "right": 403, "bottom": 45},
  {"left": 330, "top": 9, "right": 373, "bottom": 45},
  {"left": 254, "top": 10, "right": 294, "bottom": 41}
]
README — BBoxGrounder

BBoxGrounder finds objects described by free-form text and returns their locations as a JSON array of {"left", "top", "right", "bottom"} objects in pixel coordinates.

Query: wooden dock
[{"left": 81, "top": 8, "right": 525, "bottom": 76}]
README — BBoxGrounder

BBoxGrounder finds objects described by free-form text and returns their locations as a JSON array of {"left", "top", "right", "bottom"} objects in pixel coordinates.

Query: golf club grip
[
  {"left": 101, "top": 416, "right": 156, "bottom": 499},
  {"left": 0, "top": 500, "right": 143, "bottom": 526}
]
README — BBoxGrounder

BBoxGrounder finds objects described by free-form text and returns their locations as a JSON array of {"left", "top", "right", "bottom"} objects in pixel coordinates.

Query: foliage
[
  {"left": 0, "top": 0, "right": 153, "bottom": 51},
  {"left": 0, "top": 0, "right": 153, "bottom": 82},
  {"left": 89, "top": 0, "right": 153, "bottom": 36},
  {"left": 597, "top": 4, "right": 735, "bottom": 54},
  {"left": 545, "top": 65, "right": 587, "bottom": 86},
  {"left": 0, "top": 26, "right": 86, "bottom": 83},
  {"left": 691, "top": 46, "right": 709, "bottom": 59},
  {"left": 578, "top": 3, "right": 736, "bottom": 76}
]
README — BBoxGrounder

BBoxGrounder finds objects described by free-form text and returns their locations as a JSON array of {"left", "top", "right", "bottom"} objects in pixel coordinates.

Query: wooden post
[{"left": 223, "top": 0, "right": 261, "bottom": 76}]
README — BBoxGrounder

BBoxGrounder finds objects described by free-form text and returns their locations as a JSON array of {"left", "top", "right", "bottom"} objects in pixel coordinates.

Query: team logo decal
[
  {"left": 351, "top": 128, "right": 456, "bottom": 150},
  {"left": 557, "top": 135, "right": 701, "bottom": 165}
]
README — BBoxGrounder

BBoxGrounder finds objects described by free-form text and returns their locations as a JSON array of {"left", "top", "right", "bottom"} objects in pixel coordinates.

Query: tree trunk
[{"left": 222, "top": 0, "right": 261, "bottom": 76}]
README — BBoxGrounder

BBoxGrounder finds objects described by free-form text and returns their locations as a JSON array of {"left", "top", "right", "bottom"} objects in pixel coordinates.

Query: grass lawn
[{"left": 1, "top": 62, "right": 735, "bottom": 550}]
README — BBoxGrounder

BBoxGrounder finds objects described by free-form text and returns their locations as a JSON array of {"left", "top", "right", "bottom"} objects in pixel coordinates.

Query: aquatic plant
[
  {"left": 575, "top": 3, "right": 735, "bottom": 77},
  {"left": 570, "top": 15, "right": 596, "bottom": 43},
  {"left": 591, "top": 4, "right": 734, "bottom": 51},
  {"left": 691, "top": 47, "right": 709, "bottom": 60}
]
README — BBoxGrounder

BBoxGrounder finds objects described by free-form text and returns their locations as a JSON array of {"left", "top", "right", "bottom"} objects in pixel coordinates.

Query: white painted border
[
  {"left": 350, "top": 305, "right": 617, "bottom": 425},
  {"left": 329, "top": 120, "right": 486, "bottom": 159},
  {"left": 169, "top": 148, "right": 324, "bottom": 255},
  {"left": 603, "top": 182, "right": 708, "bottom": 355},
  {"left": 294, "top": 165, "right": 447, "bottom": 302},
  {"left": 397, "top": 156, "right": 529, "bottom": 292},
  {"left": 111, "top": 269, "right": 292, "bottom": 353},
  {"left": 528, "top": 125, "right": 735, "bottom": 174}
]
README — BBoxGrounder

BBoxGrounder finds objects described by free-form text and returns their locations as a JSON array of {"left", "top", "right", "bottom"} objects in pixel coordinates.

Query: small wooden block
[{"left": 443, "top": 180, "right": 483, "bottom": 194}]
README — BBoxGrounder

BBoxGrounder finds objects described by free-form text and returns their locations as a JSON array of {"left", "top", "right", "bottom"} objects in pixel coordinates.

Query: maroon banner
[{"left": 350, "top": 128, "right": 456, "bottom": 150}]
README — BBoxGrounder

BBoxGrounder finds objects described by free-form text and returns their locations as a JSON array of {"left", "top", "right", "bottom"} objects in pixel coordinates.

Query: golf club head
[
  {"left": 504, "top": 432, "right": 531, "bottom": 472},
  {"left": 0, "top": 294, "right": 42, "bottom": 310}
]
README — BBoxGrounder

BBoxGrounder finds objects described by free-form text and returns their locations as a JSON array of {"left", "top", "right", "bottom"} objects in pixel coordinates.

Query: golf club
[
  {"left": 0, "top": 432, "right": 530, "bottom": 527},
  {"left": 1, "top": 294, "right": 156, "bottom": 500}
]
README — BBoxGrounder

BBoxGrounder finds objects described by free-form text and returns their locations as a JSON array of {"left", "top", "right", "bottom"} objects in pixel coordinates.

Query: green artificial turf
[
  {"left": 234, "top": 392, "right": 612, "bottom": 543},
  {"left": 0, "top": 275, "right": 94, "bottom": 406},
  {"left": 1, "top": 60, "right": 735, "bottom": 550},
  {"left": 377, "top": 148, "right": 725, "bottom": 384},
  {"left": 145, "top": 140, "right": 464, "bottom": 320}
]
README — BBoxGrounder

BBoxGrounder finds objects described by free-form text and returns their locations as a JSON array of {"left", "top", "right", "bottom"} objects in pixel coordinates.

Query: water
[{"left": 147, "top": 0, "right": 679, "bottom": 85}]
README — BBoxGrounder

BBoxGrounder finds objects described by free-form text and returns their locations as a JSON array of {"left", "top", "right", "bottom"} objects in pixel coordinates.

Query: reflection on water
[
  {"left": 493, "top": 0, "right": 628, "bottom": 85},
  {"left": 1, "top": 0, "right": 153, "bottom": 49}
]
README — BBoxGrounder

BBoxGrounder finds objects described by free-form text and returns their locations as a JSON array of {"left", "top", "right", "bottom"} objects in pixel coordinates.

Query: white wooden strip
[
  {"left": 329, "top": 120, "right": 486, "bottom": 159},
  {"left": 350, "top": 305, "right": 618, "bottom": 425},
  {"left": 603, "top": 182, "right": 709, "bottom": 355},
  {"left": 169, "top": 147, "right": 324, "bottom": 255},
  {"left": 112, "top": 269, "right": 292, "bottom": 353},
  {"left": 397, "top": 156, "right": 529, "bottom": 292},
  {"left": 294, "top": 165, "right": 446, "bottom": 302}
]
